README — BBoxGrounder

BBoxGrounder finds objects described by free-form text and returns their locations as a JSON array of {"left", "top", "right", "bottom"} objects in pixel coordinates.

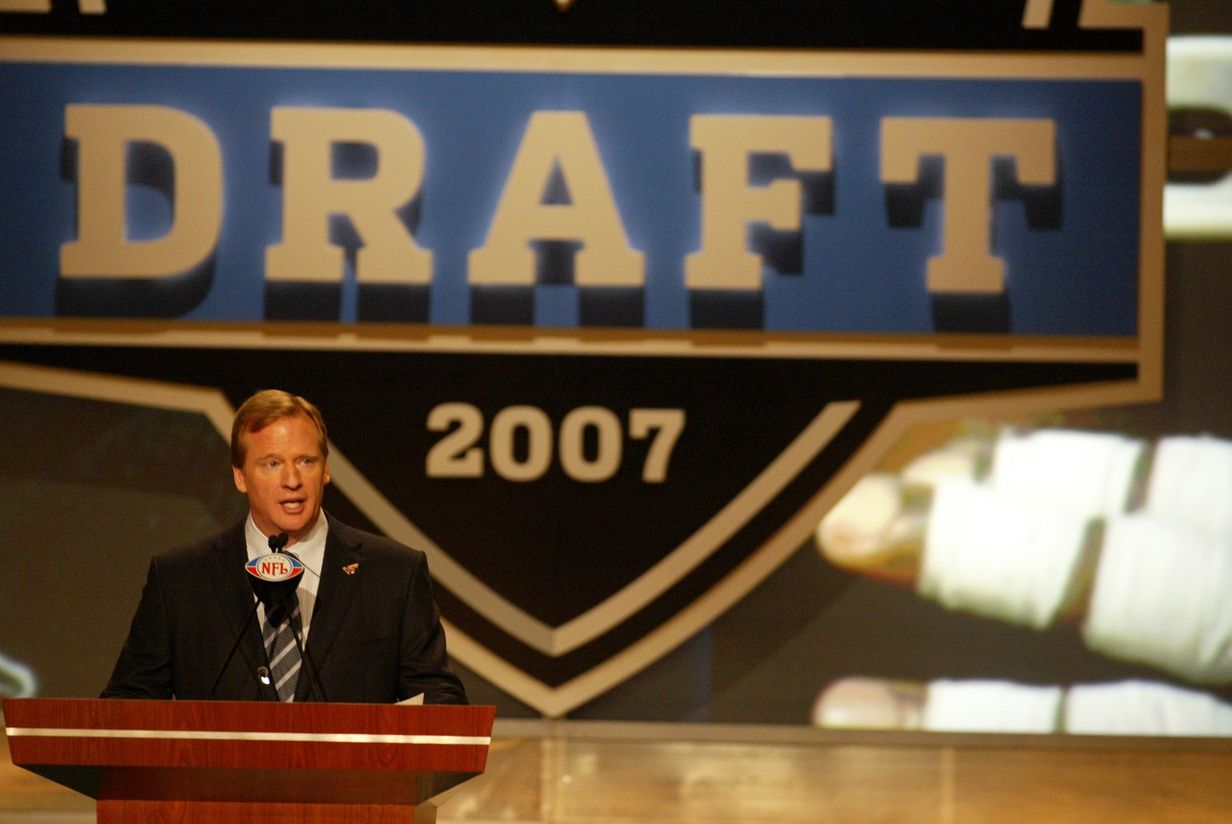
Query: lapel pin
[{"left": 342, "top": 563, "right": 359, "bottom": 576}]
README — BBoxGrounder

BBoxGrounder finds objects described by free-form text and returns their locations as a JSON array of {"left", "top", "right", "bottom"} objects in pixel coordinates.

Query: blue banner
[{"left": 0, "top": 61, "right": 1140, "bottom": 337}]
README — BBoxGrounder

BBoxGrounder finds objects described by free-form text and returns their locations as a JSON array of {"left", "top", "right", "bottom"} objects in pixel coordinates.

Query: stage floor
[{"left": 5, "top": 717, "right": 1232, "bottom": 823}]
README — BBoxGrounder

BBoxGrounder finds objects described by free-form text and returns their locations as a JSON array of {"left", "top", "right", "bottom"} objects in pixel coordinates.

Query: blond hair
[{"left": 230, "top": 389, "right": 328, "bottom": 468}]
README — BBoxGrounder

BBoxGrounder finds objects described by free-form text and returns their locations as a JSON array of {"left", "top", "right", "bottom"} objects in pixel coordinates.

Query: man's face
[{"left": 232, "top": 413, "right": 330, "bottom": 544}]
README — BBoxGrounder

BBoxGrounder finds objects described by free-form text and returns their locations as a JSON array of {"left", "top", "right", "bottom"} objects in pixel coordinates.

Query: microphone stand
[
  {"left": 206, "top": 595, "right": 264, "bottom": 699},
  {"left": 269, "top": 534, "right": 330, "bottom": 703},
  {"left": 278, "top": 599, "right": 329, "bottom": 703}
]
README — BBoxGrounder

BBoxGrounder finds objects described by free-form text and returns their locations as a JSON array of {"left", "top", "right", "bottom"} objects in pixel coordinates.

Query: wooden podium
[{"left": 2, "top": 698, "right": 494, "bottom": 823}]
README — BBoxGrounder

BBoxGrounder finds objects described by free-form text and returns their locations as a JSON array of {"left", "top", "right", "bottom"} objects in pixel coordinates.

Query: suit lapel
[{"left": 298, "top": 520, "right": 362, "bottom": 699}]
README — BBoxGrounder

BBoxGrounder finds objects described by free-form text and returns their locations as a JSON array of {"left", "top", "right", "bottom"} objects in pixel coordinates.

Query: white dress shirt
[{"left": 244, "top": 511, "right": 328, "bottom": 643}]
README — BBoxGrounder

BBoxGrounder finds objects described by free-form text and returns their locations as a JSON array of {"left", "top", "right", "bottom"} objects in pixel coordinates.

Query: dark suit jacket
[{"left": 102, "top": 516, "right": 468, "bottom": 704}]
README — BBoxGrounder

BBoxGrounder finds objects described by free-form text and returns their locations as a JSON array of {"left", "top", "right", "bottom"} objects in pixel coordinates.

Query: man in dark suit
[{"left": 102, "top": 389, "right": 467, "bottom": 704}]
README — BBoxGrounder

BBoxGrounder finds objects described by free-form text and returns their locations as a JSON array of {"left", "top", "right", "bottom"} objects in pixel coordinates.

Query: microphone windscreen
[{"left": 245, "top": 551, "right": 304, "bottom": 608}]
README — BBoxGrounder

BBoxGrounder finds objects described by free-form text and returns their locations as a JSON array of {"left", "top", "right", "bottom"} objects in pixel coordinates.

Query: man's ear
[
  {"left": 323, "top": 461, "right": 331, "bottom": 486},
  {"left": 232, "top": 465, "right": 248, "bottom": 493}
]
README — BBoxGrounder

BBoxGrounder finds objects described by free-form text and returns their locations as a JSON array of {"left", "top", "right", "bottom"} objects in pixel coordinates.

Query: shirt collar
[{"left": 244, "top": 511, "right": 328, "bottom": 572}]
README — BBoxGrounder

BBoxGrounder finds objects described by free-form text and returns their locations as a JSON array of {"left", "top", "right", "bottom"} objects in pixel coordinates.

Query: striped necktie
[{"left": 263, "top": 600, "right": 303, "bottom": 702}]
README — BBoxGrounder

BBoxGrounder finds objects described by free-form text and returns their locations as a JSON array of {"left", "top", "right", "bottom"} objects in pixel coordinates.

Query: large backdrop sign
[{"left": 0, "top": 0, "right": 1165, "bottom": 716}]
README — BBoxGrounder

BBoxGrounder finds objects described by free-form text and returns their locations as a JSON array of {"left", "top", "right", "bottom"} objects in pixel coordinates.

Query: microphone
[
  {"left": 208, "top": 591, "right": 265, "bottom": 700},
  {"left": 244, "top": 540, "right": 329, "bottom": 702},
  {"left": 211, "top": 536, "right": 304, "bottom": 700},
  {"left": 248, "top": 537, "right": 302, "bottom": 612}
]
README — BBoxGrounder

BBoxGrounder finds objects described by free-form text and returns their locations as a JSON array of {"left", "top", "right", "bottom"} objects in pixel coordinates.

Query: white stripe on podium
[{"left": 4, "top": 727, "right": 490, "bottom": 746}]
